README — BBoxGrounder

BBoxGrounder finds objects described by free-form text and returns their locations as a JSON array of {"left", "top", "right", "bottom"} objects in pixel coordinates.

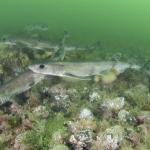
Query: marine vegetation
[{"left": 0, "top": 32, "right": 150, "bottom": 150}]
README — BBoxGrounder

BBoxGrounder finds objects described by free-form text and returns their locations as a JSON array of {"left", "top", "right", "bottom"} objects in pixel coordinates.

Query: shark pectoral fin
[{"left": 64, "top": 73, "right": 92, "bottom": 80}]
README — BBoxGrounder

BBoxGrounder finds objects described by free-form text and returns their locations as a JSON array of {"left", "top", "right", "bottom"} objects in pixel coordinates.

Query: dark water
[{"left": 0, "top": 0, "right": 150, "bottom": 59}]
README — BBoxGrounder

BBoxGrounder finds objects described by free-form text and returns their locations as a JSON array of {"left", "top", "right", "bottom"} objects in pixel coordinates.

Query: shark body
[{"left": 29, "top": 61, "right": 140, "bottom": 79}]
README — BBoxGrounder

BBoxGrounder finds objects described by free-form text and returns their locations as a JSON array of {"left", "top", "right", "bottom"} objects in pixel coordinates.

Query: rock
[
  {"left": 67, "top": 88, "right": 80, "bottom": 100},
  {"left": 124, "top": 84, "right": 150, "bottom": 109},
  {"left": 67, "top": 118, "right": 96, "bottom": 150},
  {"left": 79, "top": 108, "right": 94, "bottom": 120},
  {"left": 126, "top": 132, "right": 140, "bottom": 148},
  {"left": 52, "top": 130, "right": 64, "bottom": 144},
  {"left": 14, "top": 132, "right": 28, "bottom": 150},
  {"left": 0, "top": 115, "right": 11, "bottom": 131},
  {"left": 102, "top": 125, "right": 124, "bottom": 150},
  {"left": 65, "top": 121, "right": 77, "bottom": 133},
  {"left": 89, "top": 92, "right": 101, "bottom": 102},
  {"left": 101, "top": 97, "right": 125, "bottom": 111},
  {"left": 118, "top": 110, "right": 136, "bottom": 124},
  {"left": 32, "top": 105, "right": 49, "bottom": 118},
  {"left": 48, "top": 83, "right": 72, "bottom": 113},
  {"left": 76, "top": 130, "right": 93, "bottom": 143},
  {"left": 49, "top": 83, "right": 67, "bottom": 98},
  {"left": 10, "top": 103, "right": 22, "bottom": 114},
  {"left": 69, "top": 129, "right": 93, "bottom": 150},
  {"left": 42, "top": 83, "right": 69, "bottom": 101},
  {"left": 65, "top": 119, "right": 97, "bottom": 134},
  {"left": 91, "top": 136, "right": 104, "bottom": 150},
  {"left": 69, "top": 134, "right": 85, "bottom": 150},
  {"left": 0, "top": 131, "right": 12, "bottom": 143},
  {"left": 51, "top": 144, "right": 69, "bottom": 150}
]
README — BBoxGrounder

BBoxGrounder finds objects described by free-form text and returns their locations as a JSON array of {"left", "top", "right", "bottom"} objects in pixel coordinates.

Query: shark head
[
  {"left": 29, "top": 64, "right": 48, "bottom": 74},
  {"left": 29, "top": 63, "right": 65, "bottom": 76}
]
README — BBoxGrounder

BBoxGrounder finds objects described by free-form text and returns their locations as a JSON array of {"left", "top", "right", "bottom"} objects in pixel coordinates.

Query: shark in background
[
  {"left": 0, "top": 31, "right": 101, "bottom": 61},
  {"left": 0, "top": 70, "right": 45, "bottom": 106}
]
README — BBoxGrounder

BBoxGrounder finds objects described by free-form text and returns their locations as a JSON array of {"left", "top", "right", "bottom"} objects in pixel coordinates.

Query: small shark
[
  {"left": 24, "top": 23, "right": 49, "bottom": 32},
  {"left": 0, "top": 70, "right": 45, "bottom": 105},
  {"left": 1, "top": 32, "right": 98, "bottom": 52},
  {"left": 0, "top": 30, "right": 101, "bottom": 62},
  {"left": 28, "top": 61, "right": 140, "bottom": 79}
]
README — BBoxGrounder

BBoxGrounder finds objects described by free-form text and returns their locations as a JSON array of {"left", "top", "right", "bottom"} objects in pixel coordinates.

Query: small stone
[
  {"left": 65, "top": 119, "right": 97, "bottom": 134},
  {"left": 101, "top": 97, "right": 125, "bottom": 111},
  {"left": 69, "top": 135, "right": 78, "bottom": 144},
  {"left": 51, "top": 144, "right": 69, "bottom": 150},
  {"left": 76, "top": 130, "right": 93, "bottom": 143},
  {"left": 89, "top": 91, "right": 101, "bottom": 102},
  {"left": 52, "top": 130, "right": 64, "bottom": 144},
  {"left": 102, "top": 125, "right": 124, "bottom": 150},
  {"left": 69, "top": 130, "right": 93, "bottom": 150},
  {"left": 32, "top": 105, "right": 49, "bottom": 118},
  {"left": 136, "top": 116, "right": 145, "bottom": 125},
  {"left": 14, "top": 132, "right": 28, "bottom": 150},
  {"left": 118, "top": 110, "right": 136, "bottom": 124},
  {"left": 79, "top": 108, "right": 94, "bottom": 120}
]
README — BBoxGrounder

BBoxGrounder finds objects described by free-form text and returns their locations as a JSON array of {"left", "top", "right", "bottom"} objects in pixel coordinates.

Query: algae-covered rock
[
  {"left": 32, "top": 105, "right": 49, "bottom": 118},
  {"left": 66, "top": 117, "right": 97, "bottom": 149},
  {"left": 118, "top": 110, "right": 136, "bottom": 125},
  {"left": 0, "top": 131, "right": 12, "bottom": 143},
  {"left": 0, "top": 48, "right": 30, "bottom": 82},
  {"left": 124, "top": 84, "right": 150, "bottom": 110},
  {"left": 69, "top": 129, "right": 93, "bottom": 150},
  {"left": 102, "top": 125, "right": 125, "bottom": 150},
  {"left": 51, "top": 129, "right": 67, "bottom": 145},
  {"left": 51, "top": 144, "right": 69, "bottom": 150},
  {"left": 14, "top": 132, "right": 28, "bottom": 150},
  {"left": 101, "top": 97, "right": 125, "bottom": 111},
  {"left": 79, "top": 108, "right": 94, "bottom": 120},
  {"left": 66, "top": 119, "right": 97, "bottom": 134},
  {"left": 89, "top": 91, "right": 101, "bottom": 102},
  {"left": 8, "top": 115, "right": 22, "bottom": 128}
]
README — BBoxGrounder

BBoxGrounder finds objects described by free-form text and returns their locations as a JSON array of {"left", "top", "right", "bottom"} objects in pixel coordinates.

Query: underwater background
[
  {"left": 0, "top": 0, "right": 150, "bottom": 61},
  {"left": 0, "top": 1, "right": 150, "bottom": 150}
]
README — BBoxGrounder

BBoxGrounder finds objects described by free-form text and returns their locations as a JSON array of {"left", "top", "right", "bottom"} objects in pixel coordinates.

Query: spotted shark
[{"left": 28, "top": 61, "right": 140, "bottom": 80}]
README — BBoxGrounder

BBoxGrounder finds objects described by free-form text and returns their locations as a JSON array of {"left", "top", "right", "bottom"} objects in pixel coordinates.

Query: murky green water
[
  {"left": 0, "top": 0, "right": 150, "bottom": 49},
  {"left": 0, "top": 1, "right": 150, "bottom": 149}
]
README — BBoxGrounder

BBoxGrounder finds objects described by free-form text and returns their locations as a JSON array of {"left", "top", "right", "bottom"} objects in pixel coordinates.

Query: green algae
[
  {"left": 8, "top": 115, "right": 22, "bottom": 128},
  {"left": 24, "top": 113, "right": 68, "bottom": 150},
  {"left": 124, "top": 84, "right": 150, "bottom": 110},
  {"left": 0, "top": 34, "right": 150, "bottom": 150}
]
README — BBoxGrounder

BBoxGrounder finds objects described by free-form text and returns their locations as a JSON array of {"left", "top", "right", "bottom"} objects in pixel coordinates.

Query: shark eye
[{"left": 39, "top": 64, "right": 45, "bottom": 69}]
